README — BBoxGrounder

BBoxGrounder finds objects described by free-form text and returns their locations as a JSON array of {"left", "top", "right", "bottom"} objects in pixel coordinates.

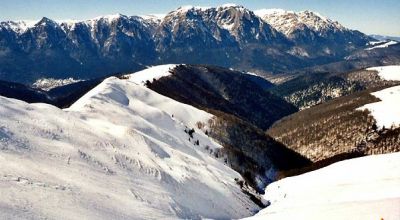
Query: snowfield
[
  {"left": 358, "top": 85, "right": 400, "bottom": 129},
  {"left": 243, "top": 152, "right": 400, "bottom": 220},
  {"left": 0, "top": 69, "right": 258, "bottom": 219},
  {"left": 365, "top": 40, "right": 398, "bottom": 50},
  {"left": 367, "top": 65, "right": 400, "bottom": 81},
  {"left": 358, "top": 66, "right": 400, "bottom": 129},
  {"left": 127, "top": 64, "right": 178, "bottom": 85}
]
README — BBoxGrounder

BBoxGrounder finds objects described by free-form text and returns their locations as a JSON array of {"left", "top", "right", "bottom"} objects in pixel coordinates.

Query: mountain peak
[
  {"left": 257, "top": 8, "right": 346, "bottom": 37},
  {"left": 174, "top": 5, "right": 210, "bottom": 13},
  {"left": 254, "top": 8, "right": 295, "bottom": 17},
  {"left": 92, "top": 13, "right": 128, "bottom": 22},
  {"left": 37, "top": 17, "right": 56, "bottom": 24},
  {"left": 221, "top": 3, "right": 239, "bottom": 7},
  {"left": 35, "top": 17, "right": 59, "bottom": 28},
  {"left": 218, "top": 3, "right": 245, "bottom": 9},
  {"left": 1, "top": 20, "right": 37, "bottom": 33},
  {"left": 298, "top": 10, "right": 329, "bottom": 22}
]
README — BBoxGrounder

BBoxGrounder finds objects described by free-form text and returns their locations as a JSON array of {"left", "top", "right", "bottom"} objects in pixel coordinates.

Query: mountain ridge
[{"left": 0, "top": 5, "right": 373, "bottom": 84}]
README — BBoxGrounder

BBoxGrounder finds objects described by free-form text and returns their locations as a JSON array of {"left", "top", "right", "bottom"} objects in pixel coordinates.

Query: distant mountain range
[
  {"left": 0, "top": 4, "right": 376, "bottom": 84},
  {"left": 369, "top": 34, "right": 400, "bottom": 42}
]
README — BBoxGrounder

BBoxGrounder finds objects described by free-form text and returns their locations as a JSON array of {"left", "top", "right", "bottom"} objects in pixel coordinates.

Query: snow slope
[
  {"left": 0, "top": 73, "right": 258, "bottom": 219},
  {"left": 367, "top": 65, "right": 400, "bottom": 81},
  {"left": 358, "top": 85, "right": 400, "bottom": 129},
  {"left": 359, "top": 66, "right": 400, "bottom": 128},
  {"left": 244, "top": 152, "right": 400, "bottom": 220},
  {"left": 365, "top": 40, "right": 399, "bottom": 50},
  {"left": 127, "top": 64, "right": 178, "bottom": 86}
]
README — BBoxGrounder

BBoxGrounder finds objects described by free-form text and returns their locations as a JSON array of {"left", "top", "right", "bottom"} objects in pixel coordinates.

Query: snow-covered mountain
[
  {"left": 243, "top": 152, "right": 400, "bottom": 220},
  {"left": 0, "top": 65, "right": 260, "bottom": 219},
  {"left": 255, "top": 8, "right": 370, "bottom": 54},
  {"left": 156, "top": 4, "right": 283, "bottom": 46},
  {"left": 255, "top": 9, "right": 346, "bottom": 38},
  {"left": 0, "top": 5, "right": 373, "bottom": 84}
]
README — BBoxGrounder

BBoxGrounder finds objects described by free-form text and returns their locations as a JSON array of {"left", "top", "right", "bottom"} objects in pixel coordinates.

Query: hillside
[
  {"left": 132, "top": 64, "right": 310, "bottom": 189},
  {"left": 0, "top": 65, "right": 315, "bottom": 218},
  {"left": 0, "top": 76, "right": 262, "bottom": 219},
  {"left": 268, "top": 85, "right": 400, "bottom": 162},
  {"left": 243, "top": 152, "right": 400, "bottom": 220},
  {"left": 146, "top": 64, "right": 295, "bottom": 130},
  {"left": 270, "top": 65, "right": 400, "bottom": 109}
]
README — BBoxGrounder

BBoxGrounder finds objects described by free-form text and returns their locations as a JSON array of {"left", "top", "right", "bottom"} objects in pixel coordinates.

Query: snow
[
  {"left": 243, "top": 152, "right": 400, "bottom": 220},
  {"left": 56, "top": 19, "right": 79, "bottom": 25},
  {"left": 368, "top": 40, "right": 385, "bottom": 46},
  {"left": 367, "top": 65, "right": 400, "bottom": 81},
  {"left": 358, "top": 85, "right": 400, "bottom": 129},
  {"left": 365, "top": 40, "right": 398, "bottom": 50},
  {"left": 358, "top": 66, "right": 400, "bottom": 128},
  {"left": 221, "top": 3, "right": 240, "bottom": 8},
  {"left": 127, "top": 64, "right": 178, "bottom": 85},
  {"left": 256, "top": 8, "right": 345, "bottom": 37},
  {"left": 0, "top": 75, "right": 258, "bottom": 219},
  {"left": 140, "top": 14, "right": 166, "bottom": 22},
  {"left": 221, "top": 22, "right": 235, "bottom": 31},
  {"left": 254, "top": 9, "right": 295, "bottom": 17},
  {"left": 1, "top": 20, "right": 37, "bottom": 34},
  {"left": 92, "top": 13, "right": 125, "bottom": 22},
  {"left": 176, "top": 5, "right": 210, "bottom": 13},
  {"left": 309, "top": 11, "right": 329, "bottom": 22},
  {"left": 32, "top": 77, "right": 82, "bottom": 91}
]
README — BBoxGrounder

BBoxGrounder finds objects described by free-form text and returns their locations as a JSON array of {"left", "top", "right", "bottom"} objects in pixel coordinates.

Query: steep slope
[
  {"left": 130, "top": 64, "right": 310, "bottom": 190},
  {"left": 146, "top": 64, "right": 296, "bottom": 130},
  {"left": 0, "top": 76, "right": 260, "bottom": 219},
  {"left": 244, "top": 152, "right": 400, "bottom": 220}
]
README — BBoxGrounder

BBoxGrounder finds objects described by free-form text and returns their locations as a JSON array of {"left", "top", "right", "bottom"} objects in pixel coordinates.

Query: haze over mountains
[{"left": 1, "top": 4, "right": 391, "bottom": 84}]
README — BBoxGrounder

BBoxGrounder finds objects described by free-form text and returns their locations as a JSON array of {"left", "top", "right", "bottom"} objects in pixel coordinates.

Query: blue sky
[{"left": 1, "top": 0, "right": 399, "bottom": 36}]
